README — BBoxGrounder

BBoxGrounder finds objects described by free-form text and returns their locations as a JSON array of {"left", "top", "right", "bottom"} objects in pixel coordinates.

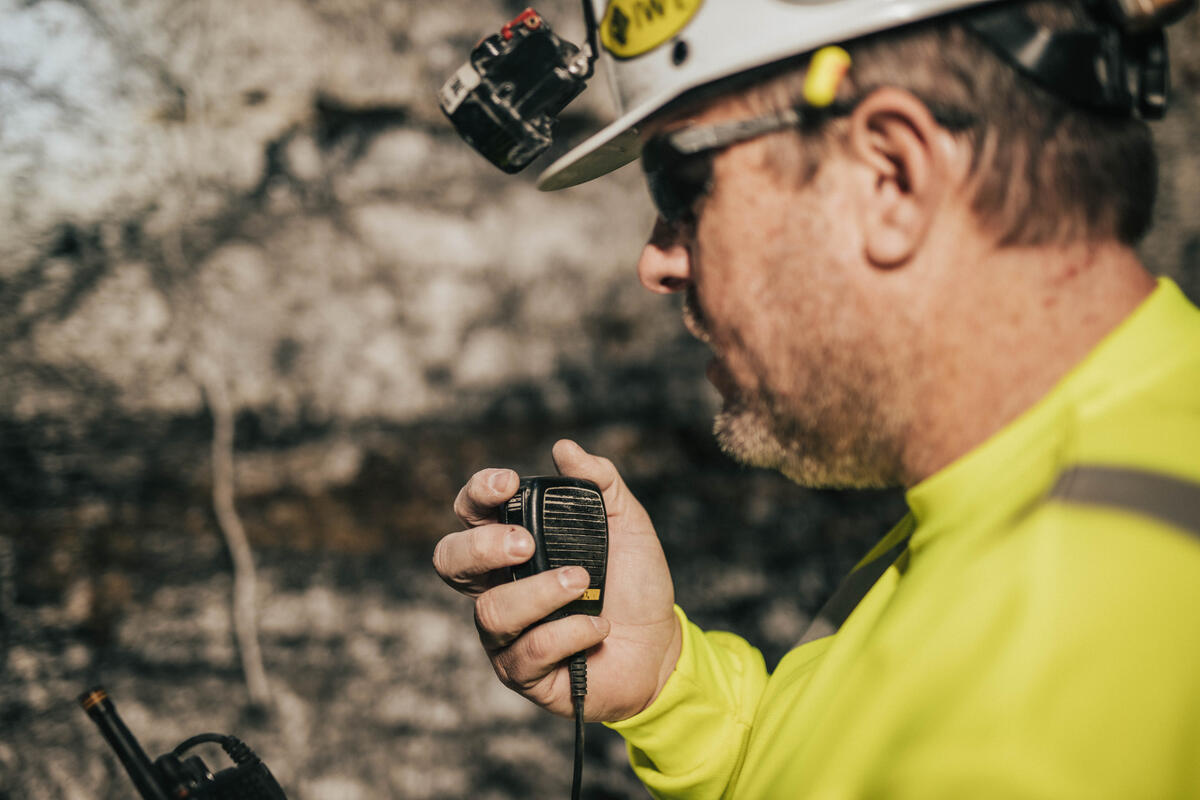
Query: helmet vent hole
[{"left": 671, "top": 40, "right": 689, "bottom": 67}]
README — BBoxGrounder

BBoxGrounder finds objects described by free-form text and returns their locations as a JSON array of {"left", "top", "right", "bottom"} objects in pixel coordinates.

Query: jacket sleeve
[{"left": 605, "top": 605, "right": 768, "bottom": 799}]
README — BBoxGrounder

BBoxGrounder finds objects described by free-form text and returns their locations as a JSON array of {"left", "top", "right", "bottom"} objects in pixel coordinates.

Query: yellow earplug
[{"left": 803, "top": 46, "right": 852, "bottom": 108}]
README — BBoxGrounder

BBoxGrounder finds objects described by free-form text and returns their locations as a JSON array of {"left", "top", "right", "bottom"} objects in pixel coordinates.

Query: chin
[{"left": 713, "top": 406, "right": 900, "bottom": 491}]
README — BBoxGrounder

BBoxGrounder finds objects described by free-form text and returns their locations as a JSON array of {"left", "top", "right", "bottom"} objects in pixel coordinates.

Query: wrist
[{"left": 646, "top": 609, "right": 684, "bottom": 712}]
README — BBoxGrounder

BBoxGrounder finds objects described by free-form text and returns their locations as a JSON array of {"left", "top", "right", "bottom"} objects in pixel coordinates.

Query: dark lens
[{"left": 642, "top": 137, "right": 713, "bottom": 224}]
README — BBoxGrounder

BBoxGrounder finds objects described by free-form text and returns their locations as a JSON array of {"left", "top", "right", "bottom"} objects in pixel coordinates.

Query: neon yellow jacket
[{"left": 609, "top": 278, "right": 1200, "bottom": 799}]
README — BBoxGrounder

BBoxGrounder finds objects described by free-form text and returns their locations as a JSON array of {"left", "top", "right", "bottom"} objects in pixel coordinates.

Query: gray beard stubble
[{"left": 711, "top": 357, "right": 906, "bottom": 490}]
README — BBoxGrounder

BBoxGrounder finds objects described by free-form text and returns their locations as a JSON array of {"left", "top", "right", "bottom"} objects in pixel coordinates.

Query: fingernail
[
  {"left": 558, "top": 567, "right": 589, "bottom": 593},
  {"left": 487, "top": 469, "right": 510, "bottom": 493},
  {"left": 505, "top": 529, "right": 532, "bottom": 558},
  {"left": 589, "top": 616, "right": 610, "bottom": 636}
]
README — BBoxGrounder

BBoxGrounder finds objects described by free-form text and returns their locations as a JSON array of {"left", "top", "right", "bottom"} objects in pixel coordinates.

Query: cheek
[
  {"left": 690, "top": 153, "right": 829, "bottom": 379},
  {"left": 695, "top": 192, "right": 794, "bottom": 342},
  {"left": 695, "top": 176, "right": 789, "bottom": 292}
]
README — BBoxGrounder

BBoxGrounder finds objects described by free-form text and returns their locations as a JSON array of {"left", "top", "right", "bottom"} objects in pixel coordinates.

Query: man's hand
[{"left": 433, "top": 439, "right": 681, "bottom": 722}]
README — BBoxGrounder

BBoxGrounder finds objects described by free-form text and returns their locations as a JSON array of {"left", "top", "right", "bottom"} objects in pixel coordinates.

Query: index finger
[{"left": 454, "top": 468, "right": 520, "bottom": 527}]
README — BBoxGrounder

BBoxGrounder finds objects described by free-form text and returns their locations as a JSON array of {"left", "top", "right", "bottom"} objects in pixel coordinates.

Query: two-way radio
[{"left": 79, "top": 687, "right": 288, "bottom": 800}]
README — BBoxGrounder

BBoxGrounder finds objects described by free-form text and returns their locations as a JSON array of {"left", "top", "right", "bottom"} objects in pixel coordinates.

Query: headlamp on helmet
[{"left": 437, "top": 6, "right": 599, "bottom": 173}]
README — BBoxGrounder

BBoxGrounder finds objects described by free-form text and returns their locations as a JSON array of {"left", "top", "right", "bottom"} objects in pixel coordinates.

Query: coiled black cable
[{"left": 568, "top": 652, "right": 588, "bottom": 800}]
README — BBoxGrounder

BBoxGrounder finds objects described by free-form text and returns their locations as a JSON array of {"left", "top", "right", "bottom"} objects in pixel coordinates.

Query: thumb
[
  {"left": 553, "top": 440, "right": 657, "bottom": 542},
  {"left": 551, "top": 439, "right": 621, "bottom": 495}
]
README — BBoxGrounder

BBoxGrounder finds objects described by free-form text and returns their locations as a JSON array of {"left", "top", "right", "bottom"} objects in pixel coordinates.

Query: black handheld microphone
[
  {"left": 502, "top": 476, "right": 608, "bottom": 614},
  {"left": 500, "top": 475, "right": 608, "bottom": 800}
]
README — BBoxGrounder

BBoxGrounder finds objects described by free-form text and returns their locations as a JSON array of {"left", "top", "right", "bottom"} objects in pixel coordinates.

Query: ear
[{"left": 845, "top": 88, "right": 957, "bottom": 268}]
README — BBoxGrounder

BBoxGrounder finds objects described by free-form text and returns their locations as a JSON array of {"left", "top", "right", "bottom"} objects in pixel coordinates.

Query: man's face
[{"left": 638, "top": 97, "right": 908, "bottom": 489}]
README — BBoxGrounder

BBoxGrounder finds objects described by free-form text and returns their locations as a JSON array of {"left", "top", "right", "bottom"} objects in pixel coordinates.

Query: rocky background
[{"left": 0, "top": 1, "right": 1196, "bottom": 797}]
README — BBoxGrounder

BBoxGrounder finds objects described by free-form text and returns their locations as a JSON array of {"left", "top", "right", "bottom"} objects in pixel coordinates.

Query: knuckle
[
  {"left": 521, "top": 625, "right": 552, "bottom": 666},
  {"left": 431, "top": 538, "right": 449, "bottom": 576},
  {"left": 466, "top": 529, "right": 493, "bottom": 566},
  {"left": 526, "top": 678, "right": 558, "bottom": 708},
  {"left": 495, "top": 647, "right": 537, "bottom": 692},
  {"left": 470, "top": 468, "right": 497, "bottom": 498},
  {"left": 473, "top": 592, "right": 506, "bottom": 640},
  {"left": 452, "top": 482, "right": 472, "bottom": 512},
  {"left": 490, "top": 653, "right": 515, "bottom": 688}
]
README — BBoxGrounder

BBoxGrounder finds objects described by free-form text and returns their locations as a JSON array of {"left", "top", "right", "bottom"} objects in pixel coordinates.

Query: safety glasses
[
  {"left": 640, "top": 107, "right": 811, "bottom": 225},
  {"left": 641, "top": 100, "right": 974, "bottom": 225}
]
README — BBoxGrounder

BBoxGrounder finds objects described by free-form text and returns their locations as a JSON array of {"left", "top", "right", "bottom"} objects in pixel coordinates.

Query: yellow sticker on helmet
[{"left": 600, "top": 0, "right": 705, "bottom": 60}]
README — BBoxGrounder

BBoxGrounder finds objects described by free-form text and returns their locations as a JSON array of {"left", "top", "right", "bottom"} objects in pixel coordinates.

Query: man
[{"left": 434, "top": 0, "right": 1200, "bottom": 796}]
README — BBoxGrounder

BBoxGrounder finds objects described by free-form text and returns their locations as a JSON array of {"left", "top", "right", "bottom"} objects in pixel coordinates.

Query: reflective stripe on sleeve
[
  {"left": 795, "top": 466, "right": 1199, "bottom": 649},
  {"left": 1048, "top": 465, "right": 1200, "bottom": 539}
]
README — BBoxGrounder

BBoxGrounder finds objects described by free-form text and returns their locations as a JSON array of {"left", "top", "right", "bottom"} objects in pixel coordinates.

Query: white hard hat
[{"left": 536, "top": 0, "right": 997, "bottom": 191}]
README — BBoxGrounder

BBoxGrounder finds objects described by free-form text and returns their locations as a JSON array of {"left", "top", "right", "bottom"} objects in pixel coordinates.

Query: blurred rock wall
[
  {"left": 1, "top": 1, "right": 1198, "bottom": 797},
  {"left": 0, "top": 0, "right": 673, "bottom": 431}
]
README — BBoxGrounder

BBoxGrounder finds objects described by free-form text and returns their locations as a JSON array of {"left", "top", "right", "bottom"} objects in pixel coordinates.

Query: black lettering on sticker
[
  {"left": 634, "top": 0, "right": 666, "bottom": 24},
  {"left": 610, "top": 6, "right": 630, "bottom": 45}
]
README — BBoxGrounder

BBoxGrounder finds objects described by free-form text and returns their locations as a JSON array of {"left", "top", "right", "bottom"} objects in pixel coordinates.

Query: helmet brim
[{"left": 537, "top": 112, "right": 645, "bottom": 191}]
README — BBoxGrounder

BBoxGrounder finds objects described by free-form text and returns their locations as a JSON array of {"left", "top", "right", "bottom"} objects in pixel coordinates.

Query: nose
[{"left": 637, "top": 217, "right": 692, "bottom": 294}]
